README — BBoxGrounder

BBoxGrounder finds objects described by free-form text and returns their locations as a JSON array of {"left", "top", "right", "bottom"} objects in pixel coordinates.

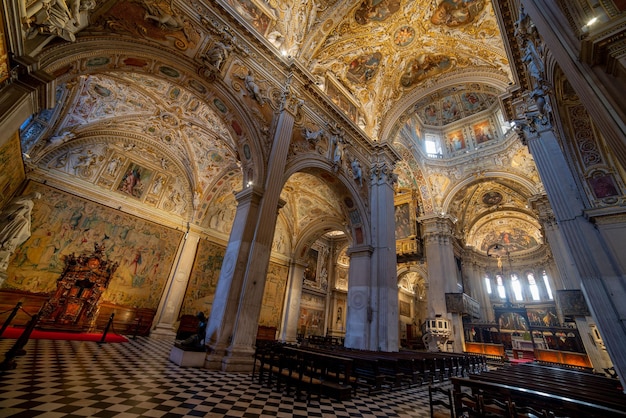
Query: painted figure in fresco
[
  {"left": 0, "top": 192, "right": 41, "bottom": 272},
  {"left": 431, "top": 0, "right": 485, "bottom": 27},
  {"left": 120, "top": 167, "right": 142, "bottom": 196}
]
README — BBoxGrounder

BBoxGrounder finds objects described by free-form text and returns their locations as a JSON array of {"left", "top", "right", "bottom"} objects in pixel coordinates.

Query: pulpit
[{"left": 38, "top": 243, "right": 118, "bottom": 331}]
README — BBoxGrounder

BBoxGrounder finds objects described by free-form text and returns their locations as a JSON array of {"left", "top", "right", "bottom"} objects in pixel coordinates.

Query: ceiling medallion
[
  {"left": 393, "top": 26, "right": 415, "bottom": 47},
  {"left": 482, "top": 191, "right": 502, "bottom": 206}
]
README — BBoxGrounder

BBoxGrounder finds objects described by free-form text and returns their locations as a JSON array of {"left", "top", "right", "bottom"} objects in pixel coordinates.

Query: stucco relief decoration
[
  {"left": 430, "top": 0, "right": 485, "bottom": 27},
  {"left": 393, "top": 25, "right": 415, "bottom": 47},
  {"left": 23, "top": 0, "right": 95, "bottom": 42},
  {"left": 98, "top": 0, "right": 199, "bottom": 51},
  {"left": 234, "top": 68, "right": 266, "bottom": 105},
  {"left": 61, "top": 75, "right": 156, "bottom": 130},
  {"left": 50, "top": 144, "right": 107, "bottom": 180}
]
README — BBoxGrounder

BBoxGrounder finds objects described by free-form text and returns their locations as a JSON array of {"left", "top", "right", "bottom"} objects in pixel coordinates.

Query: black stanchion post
[
  {"left": 99, "top": 313, "right": 114, "bottom": 344},
  {"left": 133, "top": 317, "right": 142, "bottom": 340},
  {"left": 0, "top": 312, "right": 39, "bottom": 371},
  {"left": 0, "top": 301, "right": 22, "bottom": 338}
]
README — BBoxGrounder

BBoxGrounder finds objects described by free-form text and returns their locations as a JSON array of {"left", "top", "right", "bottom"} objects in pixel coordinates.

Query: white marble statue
[{"left": 0, "top": 192, "right": 42, "bottom": 274}]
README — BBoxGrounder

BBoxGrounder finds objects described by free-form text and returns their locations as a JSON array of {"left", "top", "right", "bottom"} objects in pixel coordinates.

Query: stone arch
[
  {"left": 380, "top": 72, "right": 512, "bottom": 141},
  {"left": 441, "top": 170, "right": 541, "bottom": 216},
  {"left": 36, "top": 133, "right": 197, "bottom": 221},
  {"left": 34, "top": 38, "right": 267, "bottom": 191},
  {"left": 284, "top": 155, "right": 371, "bottom": 249}
]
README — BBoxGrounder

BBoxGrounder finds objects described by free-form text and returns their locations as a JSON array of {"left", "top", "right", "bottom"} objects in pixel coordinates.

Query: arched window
[
  {"left": 495, "top": 275, "right": 506, "bottom": 299},
  {"left": 424, "top": 133, "right": 442, "bottom": 157},
  {"left": 527, "top": 272, "right": 541, "bottom": 301},
  {"left": 511, "top": 274, "right": 523, "bottom": 301},
  {"left": 485, "top": 276, "right": 492, "bottom": 295},
  {"left": 542, "top": 271, "right": 554, "bottom": 300}
]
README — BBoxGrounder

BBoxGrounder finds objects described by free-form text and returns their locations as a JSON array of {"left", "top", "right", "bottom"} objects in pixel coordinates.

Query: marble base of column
[
  {"left": 206, "top": 344, "right": 255, "bottom": 372},
  {"left": 150, "top": 324, "right": 177, "bottom": 339},
  {"left": 220, "top": 346, "right": 256, "bottom": 372}
]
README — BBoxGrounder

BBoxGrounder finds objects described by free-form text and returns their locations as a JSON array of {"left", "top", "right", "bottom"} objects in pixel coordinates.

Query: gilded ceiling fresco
[{"left": 18, "top": 0, "right": 544, "bottom": 264}]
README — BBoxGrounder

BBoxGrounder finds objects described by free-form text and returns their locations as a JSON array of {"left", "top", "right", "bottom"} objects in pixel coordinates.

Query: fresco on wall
[
  {"left": 5, "top": 182, "right": 182, "bottom": 309},
  {"left": 447, "top": 129, "right": 466, "bottom": 151},
  {"left": 395, "top": 203, "right": 412, "bottom": 239},
  {"left": 354, "top": 0, "right": 401, "bottom": 24},
  {"left": 303, "top": 248, "right": 319, "bottom": 282},
  {"left": 473, "top": 120, "right": 496, "bottom": 144},
  {"left": 441, "top": 95, "right": 461, "bottom": 123},
  {"left": 589, "top": 174, "right": 619, "bottom": 199},
  {"left": 258, "top": 262, "right": 288, "bottom": 328},
  {"left": 400, "top": 54, "right": 454, "bottom": 89},
  {"left": 0, "top": 16, "right": 9, "bottom": 84},
  {"left": 479, "top": 227, "right": 538, "bottom": 253},
  {"left": 226, "top": 0, "right": 272, "bottom": 34},
  {"left": 117, "top": 163, "right": 153, "bottom": 199},
  {"left": 0, "top": 132, "right": 25, "bottom": 207},
  {"left": 180, "top": 240, "right": 225, "bottom": 317},
  {"left": 347, "top": 52, "right": 382, "bottom": 84},
  {"left": 527, "top": 307, "right": 559, "bottom": 327},
  {"left": 431, "top": 0, "right": 485, "bottom": 27}
]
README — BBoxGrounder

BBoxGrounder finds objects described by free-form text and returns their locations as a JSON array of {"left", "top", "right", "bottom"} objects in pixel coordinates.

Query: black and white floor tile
[{"left": 0, "top": 336, "right": 449, "bottom": 417}]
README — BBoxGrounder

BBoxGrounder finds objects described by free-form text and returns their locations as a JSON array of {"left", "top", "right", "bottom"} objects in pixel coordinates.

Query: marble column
[
  {"left": 151, "top": 230, "right": 200, "bottom": 338},
  {"left": 529, "top": 194, "right": 579, "bottom": 290},
  {"left": 420, "top": 215, "right": 458, "bottom": 316},
  {"left": 279, "top": 259, "right": 306, "bottom": 343},
  {"left": 205, "top": 80, "right": 301, "bottom": 372},
  {"left": 420, "top": 215, "right": 461, "bottom": 351},
  {"left": 344, "top": 245, "right": 373, "bottom": 349},
  {"left": 522, "top": 119, "right": 626, "bottom": 391},
  {"left": 204, "top": 186, "right": 263, "bottom": 370},
  {"left": 369, "top": 160, "right": 399, "bottom": 352}
]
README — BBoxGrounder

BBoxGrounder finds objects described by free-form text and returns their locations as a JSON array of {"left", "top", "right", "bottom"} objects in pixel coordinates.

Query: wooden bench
[{"left": 452, "top": 361, "right": 626, "bottom": 418}]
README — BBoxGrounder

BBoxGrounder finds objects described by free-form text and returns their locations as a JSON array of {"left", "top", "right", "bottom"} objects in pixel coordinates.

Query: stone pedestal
[{"left": 168, "top": 345, "right": 206, "bottom": 367}]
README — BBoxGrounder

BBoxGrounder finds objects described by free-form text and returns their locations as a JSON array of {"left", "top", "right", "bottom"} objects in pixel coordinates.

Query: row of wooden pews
[
  {"left": 451, "top": 362, "right": 626, "bottom": 417},
  {"left": 253, "top": 342, "right": 489, "bottom": 401}
]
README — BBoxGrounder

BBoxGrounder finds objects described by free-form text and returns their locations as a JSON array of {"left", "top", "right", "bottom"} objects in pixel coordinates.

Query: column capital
[
  {"left": 234, "top": 185, "right": 264, "bottom": 204},
  {"left": 528, "top": 194, "right": 556, "bottom": 226},
  {"left": 369, "top": 161, "right": 397, "bottom": 187},
  {"left": 347, "top": 244, "right": 374, "bottom": 257}
]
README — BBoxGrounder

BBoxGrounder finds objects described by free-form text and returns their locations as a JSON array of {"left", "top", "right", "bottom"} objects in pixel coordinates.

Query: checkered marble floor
[{"left": 0, "top": 336, "right": 449, "bottom": 417}]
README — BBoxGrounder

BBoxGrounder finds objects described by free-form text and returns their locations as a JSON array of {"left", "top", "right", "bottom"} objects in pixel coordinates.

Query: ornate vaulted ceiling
[{"left": 19, "top": 0, "right": 545, "bottom": 260}]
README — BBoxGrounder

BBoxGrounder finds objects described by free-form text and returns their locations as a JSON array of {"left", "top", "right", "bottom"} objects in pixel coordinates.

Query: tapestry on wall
[
  {"left": 5, "top": 182, "right": 183, "bottom": 309},
  {"left": 180, "top": 239, "right": 225, "bottom": 318},
  {"left": 258, "top": 262, "right": 288, "bottom": 329},
  {"left": 181, "top": 238, "right": 288, "bottom": 330},
  {"left": 0, "top": 132, "right": 26, "bottom": 207}
]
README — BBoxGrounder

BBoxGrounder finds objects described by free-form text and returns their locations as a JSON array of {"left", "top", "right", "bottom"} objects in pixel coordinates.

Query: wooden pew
[
  {"left": 452, "top": 374, "right": 626, "bottom": 417},
  {"left": 469, "top": 363, "right": 625, "bottom": 410}
]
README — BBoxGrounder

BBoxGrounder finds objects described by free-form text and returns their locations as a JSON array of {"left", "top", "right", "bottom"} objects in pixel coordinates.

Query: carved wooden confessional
[{"left": 39, "top": 243, "right": 118, "bottom": 331}]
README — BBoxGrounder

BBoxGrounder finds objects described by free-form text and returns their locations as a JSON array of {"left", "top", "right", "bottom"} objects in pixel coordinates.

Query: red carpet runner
[{"left": 0, "top": 327, "right": 128, "bottom": 343}]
